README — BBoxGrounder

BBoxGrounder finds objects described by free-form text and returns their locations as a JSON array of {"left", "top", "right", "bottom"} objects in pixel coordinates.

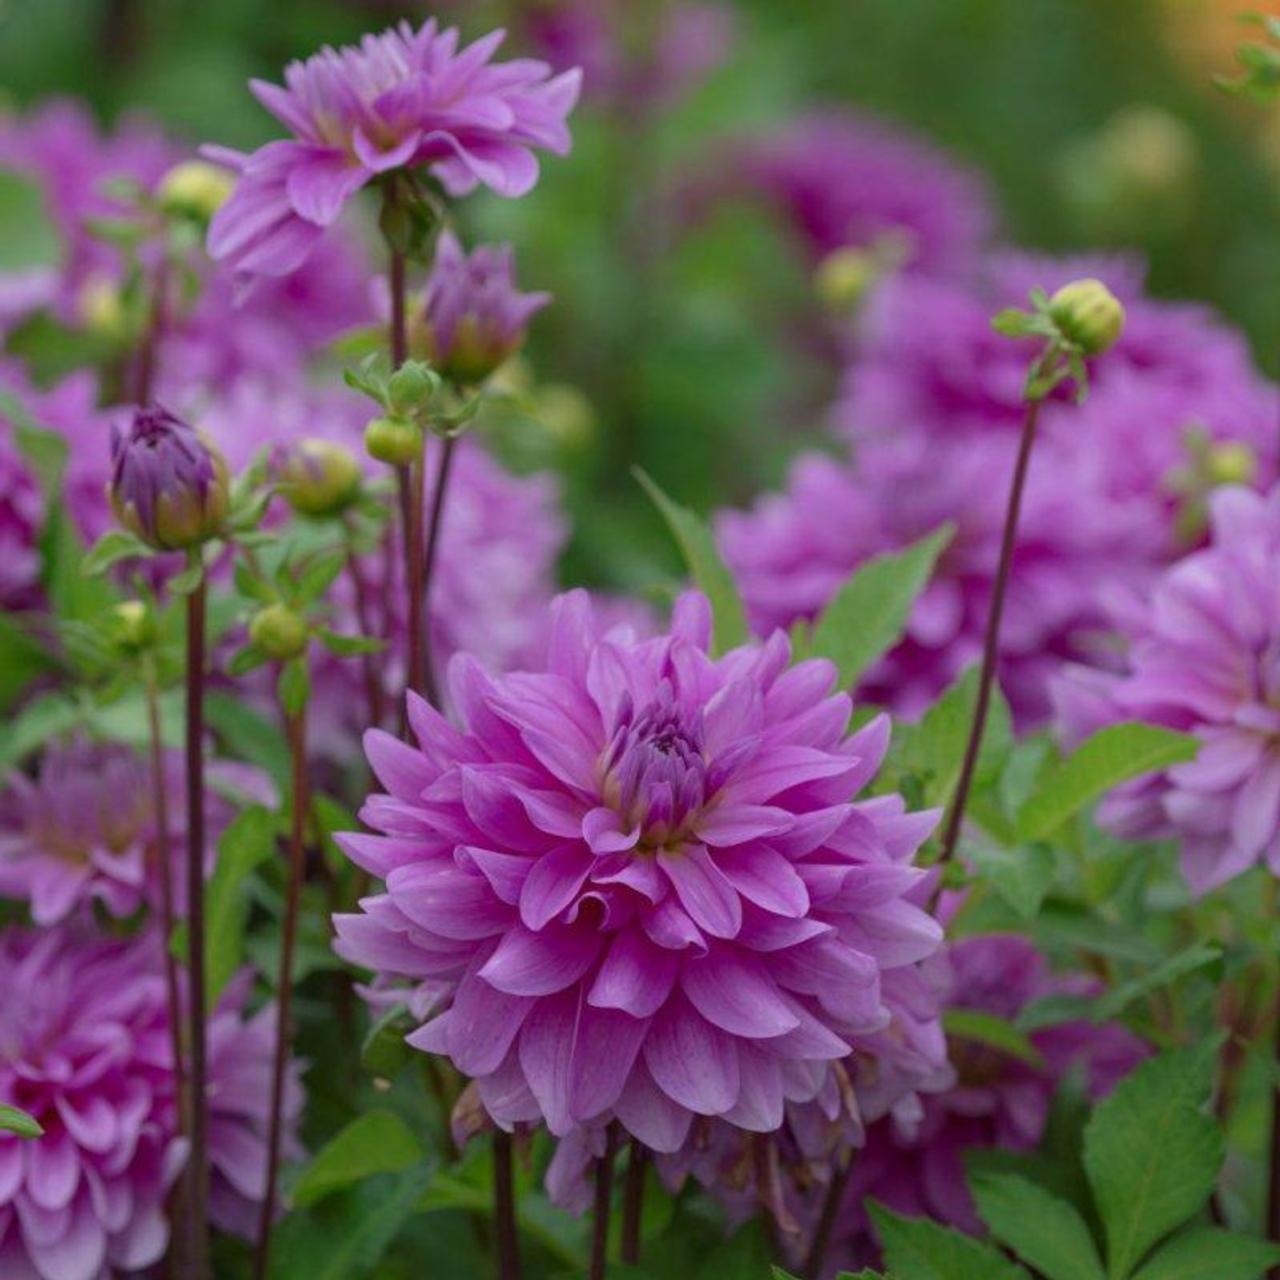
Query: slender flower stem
[
  {"left": 493, "top": 1129, "right": 522, "bottom": 1280},
  {"left": 803, "top": 1152, "right": 856, "bottom": 1279},
  {"left": 405, "top": 442, "right": 428, "bottom": 701},
  {"left": 343, "top": 519, "right": 386, "bottom": 729},
  {"left": 620, "top": 1138, "right": 646, "bottom": 1266},
  {"left": 419, "top": 433, "right": 457, "bottom": 707},
  {"left": 588, "top": 1126, "right": 620, "bottom": 1280},
  {"left": 254, "top": 701, "right": 309, "bottom": 1280},
  {"left": 935, "top": 397, "right": 1043, "bottom": 876},
  {"left": 183, "top": 577, "right": 210, "bottom": 1280}
]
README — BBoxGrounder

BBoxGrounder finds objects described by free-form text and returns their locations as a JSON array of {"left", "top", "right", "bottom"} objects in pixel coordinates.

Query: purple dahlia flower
[
  {"left": 334, "top": 590, "right": 943, "bottom": 1151},
  {"left": 826, "top": 935, "right": 1146, "bottom": 1270},
  {"left": 1053, "top": 485, "right": 1280, "bottom": 895},
  {"left": 0, "top": 415, "right": 43, "bottom": 612},
  {"left": 413, "top": 232, "right": 550, "bottom": 386},
  {"left": 205, "top": 20, "right": 581, "bottom": 280},
  {"left": 0, "top": 927, "right": 304, "bottom": 1279},
  {"left": 702, "top": 111, "right": 994, "bottom": 277},
  {"left": 0, "top": 738, "right": 274, "bottom": 925}
]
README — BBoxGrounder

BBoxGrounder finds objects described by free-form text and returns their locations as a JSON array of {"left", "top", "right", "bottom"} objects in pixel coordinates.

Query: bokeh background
[{"left": 3, "top": 0, "right": 1278, "bottom": 593}]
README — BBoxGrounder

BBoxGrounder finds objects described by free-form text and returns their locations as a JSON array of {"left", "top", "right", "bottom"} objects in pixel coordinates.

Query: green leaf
[
  {"left": 360, "top": 1006, "right": 413, "bottom": 1080},
  {"left": 967, "top": 839, "right": 1056, "bottom": 919},
  {"left": 1091, "top": 943, "right": 1222, "bottom": 1023},
  {"left": 295, "top": 548, "right": 347, "bottom": 604},
  {"left": 169, "top": 560, "right": 205, "bottom": 596},
  {"left": 205, "top": 692, "right": 291, "bottom": 794},
  {"left": 694, "top": 1220, "right": 773, "bottom": 1279},
  {"left": 292, "top": 1110, "right": 424, "bottom": 1208},
  {"left": 317, "top": 628, "right": 384, "bottom": 657},
  {"left": 0, "top": 615, "right": 59, "bottom": 714},
  {"left": 633, "top": 467, "right": 748, "bottom": 656},
  {"left": 227, "top": 645, "right": 270, "bottom": 676},
  {"left": 1128, "top": 1226, "right": 1280, "bottom": 1280},
  {"left": 1082, "top": 1046, "right": 1223, "bottom": 1279},
  {"left": 943, "top": 1008, "right": 1044, "bottom": 1070},
  {"left": 969, "top": 1172, "right": 1105, "bottom": 1280},
  {"left": 0, "top": 1103, "right": 43, "bottom": 1138},
  {"left": 1016, "top": 724, "right": 1199, "bottom": 842},
  {"left": 808, "top": 525, "right": 953, "bottom": 691},
  {"left": 0, "top": 169, "right": 61, "bottom": 272},
  {"left": 0, "top": 691, "right": 82, "bottom": 767},
  {"left": 869, "top": 1202, "right": 1031, "bottom": 1279},
  {"left": 203, "top": 806, "right": 276, "bottom": 1003},
  {"left": 82, "top": 529, "right": 152, "bottom": 577}
]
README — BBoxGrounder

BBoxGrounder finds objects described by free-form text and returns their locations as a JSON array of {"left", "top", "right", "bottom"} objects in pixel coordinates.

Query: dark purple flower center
[{"left": 603, "top": 682, "right": 708, "bottom": 844}]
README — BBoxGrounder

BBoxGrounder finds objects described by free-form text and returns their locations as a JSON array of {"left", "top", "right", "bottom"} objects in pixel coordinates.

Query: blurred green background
[{"left": 3, "top": 0, "right": 1278, "bottom": 591}]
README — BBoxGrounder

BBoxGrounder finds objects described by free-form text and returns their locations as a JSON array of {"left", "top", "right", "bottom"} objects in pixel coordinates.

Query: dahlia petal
[
  {"left": 613, "top": 1063, "right": 693, "bottom": 1155},
  {"left": 0, "top": 1142, "right": 22, "bottom": 1202},
  {"left": 445, "top": 969, "right": 535, "bottom": 1076},
  {"left": 569, "top": 1006, "right": 650, "bottom": 1122},
  {"left": 208, "top": 1122, "right": 267, "bottom": 1200},
  {"left": 520, "top": 844, "right": 594, "bottom": 930},
  {"left": 284, "top": 147, "right": 368, "bottom": 225},
  {"left": 658, "top": 846, "right": 742, "bottom": 939},
  {"left": 517, "top": 988, "right": 578, "bottom": 1134},
  {"left": 842, "top": 898, "right": 944, "bottom": 967},
  {"left": 766, "top": 999, "right": 852, "bottom": 1060},
  {"left": 589, "top": 928, "right": 680, "bottom": 1018},
  {"left": 582, "top": 807, "right": 640, "bottom": 854},
  {"left": 457, "top": 846, "right": 528, "bottom": 906},
  {"left": 479, "top": 921, "right": 601, "bottom": 996},
  {"left": 25, "top": 1132, "right": 79, "bottom": 1212},
  {"left": 106, "top": 1205, "right": 167, "bottom": 1270},
  {"left": 692, "top": 805, "right": 794, "bottom": 847},
  {"left": 642, "top": 896, "right": 708, "bottom": 953},
  {"left": 723, "top": 746, "right": 856, "bottom": 805},
  {"left": 332, "top": 911, "right": 445, "bottom": 977},
  {"left": 1230, "top": 755, "right": 1280, "bottom": 860},
  {"left": 681, "top": 948, "right": 799, "bottom": 1039},
  {"left": 715, "top": 845, "right": 810, "bottom": 917},
  {"left": 460, "top": 767, "right": 555, "bottom": 853},
  {"left": 351, "top": 125, "right": 422, "bottom": 173},
  {"left": 387, "top": 862, "right": 511, "bottom": 941},
  {"left": 364, "top": 729, "right": 436, "bottom": 800},
  {"left": 27, "top": 1200, "right": 105, "bottom": 1280},
  {"left": 721, "top": 1044, "right": 785, "bottom": 1132},
  {"left": 643, "top": 997, "right": 740, "bottom": 1115}
]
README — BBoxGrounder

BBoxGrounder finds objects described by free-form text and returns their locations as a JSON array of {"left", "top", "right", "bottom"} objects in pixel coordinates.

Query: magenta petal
[
  {"left": 517, "top": 988, "right": 578, "bottom": 1134},
  {"left": 29, "top": 1202, "right": 106, "bottom": 1280},
  {"left": 445, "top": 969, "right": 535, "bottom": 1076},
  {"left": 519, "top": 844, "right": 593, "bottom": 930},
  {"left": 284, "top": 147, "right": 367, "bottom": 225},
  {"left": 25, "top": 1131, "right": 79, "bottom": 1211},
  {"left": 658, "top": 846, "right": 742, "bottom": 939},
  {"left": 714, "top": 845, "right": 809, "bottom": 917},
  {"left": 643, "top": 996, "right": 740, "bottom": 1115},
  {"left": 681, "top": 948, "right": 799, "bottom": 1039},
  {"left": 588, "top": 928, "right": 680, "bottom": 1018},
  {"left": 722, "top": 1043, "right": 784, "bottom": 1132},
  {"left": 568, "top": 1005, "right": 650, "bottom": 1121},
  {"left": 479, "top": 921, "right": 601, "bottom": 996},
  {"left": 613, "top": 1062, "right": 693, "bottom": 1154},
  {"left": 583, "top": 807, "right": 640, "bottom": 854},
  {"left": 692, "top": 804, "right": 795, "bottom": 847}
]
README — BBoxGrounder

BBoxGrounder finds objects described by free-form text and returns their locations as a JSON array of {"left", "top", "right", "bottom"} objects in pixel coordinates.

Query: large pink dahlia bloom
[
  {"left": 334, "top": 590, "right": 943, "bottom": 1152},
  {"left": 206, "top": 20, "right": 581, "bottom": 279},
  {"left": 1054, "top": 484, "right": 1280, "bottom": 896}
]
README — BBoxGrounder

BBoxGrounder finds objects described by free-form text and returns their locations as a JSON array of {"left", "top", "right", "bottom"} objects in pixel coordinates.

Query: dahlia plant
[{"left": 0, "top": 9, "right": 1277, "bottom": 1280}]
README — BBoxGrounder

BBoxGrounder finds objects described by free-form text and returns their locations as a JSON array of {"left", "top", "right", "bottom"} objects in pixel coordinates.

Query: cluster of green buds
[
  {"left": 991, "top": 277, "right": 1126, "bottom": 402},
  {"left": 812, "top": 229, "right": 915, "bottom": 313}
]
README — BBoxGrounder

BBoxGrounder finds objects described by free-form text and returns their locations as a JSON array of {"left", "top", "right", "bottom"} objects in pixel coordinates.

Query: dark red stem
[
  {"left": 620, "top": 1138, "right": 646, "bottom": 1266},
  {"left": 493, "top": 1129, "right": 522, "bottom": 1280},
  {"left": 588, "top": 1126, "right": 620, "bottom": 1280},
  {"left": 418, "top": 434, "right": 456, "bottom": 708}
]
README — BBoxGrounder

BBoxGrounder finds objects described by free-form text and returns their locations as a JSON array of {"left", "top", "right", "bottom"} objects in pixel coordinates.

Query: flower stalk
[
  {"left": 620, "top": 1139, "right": 647, "bottom": 1266},
  {"left": 493, "top": 1128, "right": 522, "bottom": 1280},
  {"left": 588, "top": 1126, "right": 620, "bottom": 1280}
]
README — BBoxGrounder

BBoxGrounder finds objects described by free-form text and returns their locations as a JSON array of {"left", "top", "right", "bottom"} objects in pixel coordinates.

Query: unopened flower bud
[
  {"left": 112, "top": 600, "right": 157, "bottom": 651},
  {"left": 413, "top": 232, "right": 549, "bottom": 386},
  {"left": 364, "top": 415, "right": 422, "bottom": 467},
  {"left": 814, "top": 246, "right": 878, "bottom": 311},
  {"left": 387, "top": 361, "right": 438, "bottom": 415},
  {"left": 78, "top": 276, "right": 128, "bottom": 341},
  {"left": 1206, "top": 442, "right": 1256, "bottom": 487},
  {"left": 109, "top": 407, "right": 229, "bottom": 551},
  {"left": 158, "top": 160, "right": 235, "bottom": 222},
  {"left": 1048, "top": 278, "right": 1125, "bottom": 355},
  {"left": 274, "top": 438, "right": 361, "bottom": 517},
  {"left": 249, "top": 603, "right": 308, "bottom": 660}
]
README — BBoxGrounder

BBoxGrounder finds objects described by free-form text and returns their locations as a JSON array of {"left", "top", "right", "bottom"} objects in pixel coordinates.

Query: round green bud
[
  {"left": 78, "top": 276, "right": 129, "bottom": 341},
  {"left": 275, "top": 438, "right": 362, "bottom": 517},
  {"left": 814, "top": 247, "right": 878, "bottom": 311},
  {"left": 1048, "top": 278, "right": 1126, "bottom": 355},
  {"left": 1206, "top": 442, "right": 1257, "bottom": 487},
  {"left": 249, "top": 604, "right": 309, "bottom": 661},
  {"left": 158, "top": 161, "right": 235, "bottom": 222},
  {"left": 387, "top": 361, "right": 439, "bottom": 415},
  {"left": 364, "top": 415, "right": 423, "bottom": 467},
  {"left": 112, "top": 600, "right": 157, "bottom": 651}
]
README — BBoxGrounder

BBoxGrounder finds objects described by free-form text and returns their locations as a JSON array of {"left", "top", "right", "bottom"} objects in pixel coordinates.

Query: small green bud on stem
[{"left": 249, "top": 604, "right": 309, "bottom": 661}]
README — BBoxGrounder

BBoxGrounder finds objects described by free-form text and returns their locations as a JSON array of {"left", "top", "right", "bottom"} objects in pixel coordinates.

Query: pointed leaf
[
  {"left": 969, "top": 1172, "right": 1104, "bottom": 1280},
  {"left": 292, "top": 1110, "right": 424, "bottom": 1208},
  {"left": 869, "top": 1202, "right": 1031, "bottom": 1279},
  {"left": 1129, "top": 1226, "right": 1280, "bottom": 1280}
]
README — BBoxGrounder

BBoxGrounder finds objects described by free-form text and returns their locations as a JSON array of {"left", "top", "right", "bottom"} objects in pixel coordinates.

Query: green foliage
[
  {"left": 634, "top": 467, "right": 749, "bottom": 655},
  {"left": 1016, "top": 724, "right": 1199, "bottom": 841},
  {"left": 868, "top": 1202, "right": 1031, "bottom": 1279},
  {"left": 0, "top": 1103, "right": 43, "bottom": 1138},
  {"left": 1127, "top": 1226, "right": 1280, "bottom": 1279},
  {"left": 806, "top": 525, "right": 953, "bottom": 691},
  {"left": 291, "top": 1110, "right": 425, "bottom": 1208},
  {"left": 0, "top": 168, "right": 61, "bottom": 273},
  {"left": 942, "top": 1008, "right": 1044, "bottom": 1069},
  {"left": 970, "top": 1172, "right": 1105, "bottom": 1280}
]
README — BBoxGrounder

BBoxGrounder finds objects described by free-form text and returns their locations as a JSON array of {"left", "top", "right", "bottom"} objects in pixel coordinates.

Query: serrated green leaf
[
  {"left": 634, "top": 467, "right": 748, "bottom": 656},
  {"left": 944, "top": 1009, "right": 1044, "bottom": 1069},
  {"left": 1091, "top": 943, "right": 1222, "bottom": 1023},
  {"left": 203, "top": 805, "right": 276, "bottom": 1003},
  {"left": 967, "top": 839, "right": 1056, "bottom": 918},
  {"left": 292, "top": 1110, "right": 424, "bottom": 1208},
  {"left": 808, "top": 525, "right": 953, "bottom": 691},
  {"left": 0, "top": 1103, "right": 44, "bottom": 1138},
  {"left": 869, "top": 1202, "right": 1031, "bottom": 1279},
  {"left": 1016, "top": 723, "right": 1199, "bottom": 842},
  {"left": 1082, "top": 1046, "right": 1223, "bottom": 1279},
  {"left": 1128, "top": 1225, "right": 1280, "bottom": 1280},
  {"left": 969, "top": 1172, "right": 1104, "bottom": 1280}
]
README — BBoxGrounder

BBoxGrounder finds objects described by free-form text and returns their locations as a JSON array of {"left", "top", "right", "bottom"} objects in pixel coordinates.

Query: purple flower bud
[
  {"left": 109, "top": 406, "right": 229, "bottom": 550},
  {"left": 413, "top": 232, "right": 551, "bottom": 386}
]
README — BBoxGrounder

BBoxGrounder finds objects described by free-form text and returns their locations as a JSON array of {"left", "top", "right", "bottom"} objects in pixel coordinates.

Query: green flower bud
[
  {"left": 1206, "top": 442, "right": 1256, "bottom": 487},
  {"left": 1048, "top": 278, "right": 1125, "bottom": 355},
  {"left": 387, "top": 361, "right": 439, "bottom": 416},
  {"left": 813, "top": 247, "right": 878, "bottom": 311},
  {"left": 364, "top": 415, "right": 423, "bottom": 467},
  {"left": 78, "top": 276, "right": 129, "bottom": 341},
  {"left": 158, "top": 161, "right": 235, "bottom": 222},
  {"left": 249, "top": 603, "right": 309, "bottom": 661},
  {"left": 274, "top": 438, "right": 362, "bottom": 517},
  {"left": 112, "top": 600, "right": 157, "bottom": 651}
]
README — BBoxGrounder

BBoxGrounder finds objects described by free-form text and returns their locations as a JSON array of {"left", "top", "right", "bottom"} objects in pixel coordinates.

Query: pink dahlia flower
[
  {"left": 1054, "top": 485, "right": 1280, "bottom": 895},
  {"left": 205, "top": 20, "right": 581, "bottom": 280},
  {"left": 0, "top": 926, "right": 303, "bottom": 1279},
  {"left": 827, "top": 935, "right": 1146, "bottom": 1270},
  {"left": 0, "top": 414, "right": 43, "bottom": 612},
  {"left": 334, "top": 590, "right": 943, "bottom": 1152},
  {"left": 0, "top": 738, "right": 274, "bottom": 925}
]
